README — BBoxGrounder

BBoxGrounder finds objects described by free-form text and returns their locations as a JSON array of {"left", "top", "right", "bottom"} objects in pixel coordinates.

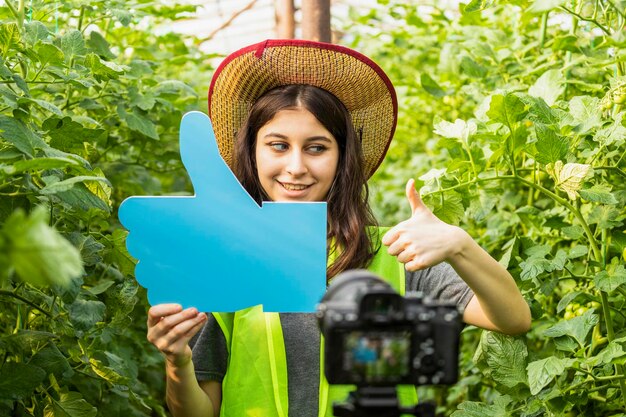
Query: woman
[{"left": 146, "top": 40, "right": 531, "bottom": 417}]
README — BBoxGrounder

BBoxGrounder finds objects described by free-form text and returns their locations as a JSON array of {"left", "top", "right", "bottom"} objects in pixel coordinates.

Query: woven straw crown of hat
[{"left": 207, "top": 39, "right": 397, "bottom": 179}]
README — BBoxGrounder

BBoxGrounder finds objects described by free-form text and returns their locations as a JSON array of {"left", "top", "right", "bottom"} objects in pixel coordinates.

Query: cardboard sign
[{"left": 119, "top": 111, "right": 327, "bottom": 312}]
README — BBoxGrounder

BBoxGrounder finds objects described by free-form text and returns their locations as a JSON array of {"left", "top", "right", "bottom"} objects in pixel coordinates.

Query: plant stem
[
  {"left": 4, "top": 0, "right": 19, "bottom": 21},
  {"left": 425, "top": 173, "right": 602, "bottom": 260},
  {"left": 539, "top": 12, "right": 549, "bottom": 48},
  {"left": 17, "top": 0, "right": 25, "bottom": 30},
  {"left": 600, "top": 229, "right": 626, "bottom": 408},
  {"left": 560, "top": 5, "right": 611, "bottom": 35},
  {"left": 0, "top": 289, "right": 53, "bottom": 318}
]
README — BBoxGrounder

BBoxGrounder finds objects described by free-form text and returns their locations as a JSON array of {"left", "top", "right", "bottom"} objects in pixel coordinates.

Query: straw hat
[{"left": 207, "top": 39, "right": 397, "bottom": 178}]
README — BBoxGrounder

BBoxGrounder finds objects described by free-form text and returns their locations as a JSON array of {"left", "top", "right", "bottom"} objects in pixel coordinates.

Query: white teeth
[{"left": 282, "top": 183, "right": 309, "bottom": 191}]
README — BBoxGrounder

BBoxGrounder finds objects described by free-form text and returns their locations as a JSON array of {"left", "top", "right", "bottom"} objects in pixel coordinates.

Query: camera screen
[{"left": 342, "top": 330, "right": 411, "bottom": 383}]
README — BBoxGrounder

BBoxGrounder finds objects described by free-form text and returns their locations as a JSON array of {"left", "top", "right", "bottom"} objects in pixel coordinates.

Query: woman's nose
[{"left": 285, "top": 151, "right": 308, "bottom": 176}]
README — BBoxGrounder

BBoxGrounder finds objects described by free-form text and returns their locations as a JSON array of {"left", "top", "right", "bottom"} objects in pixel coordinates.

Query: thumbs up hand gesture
[{"left": 382, "top": 179, "right": 469, "bottom": 271}]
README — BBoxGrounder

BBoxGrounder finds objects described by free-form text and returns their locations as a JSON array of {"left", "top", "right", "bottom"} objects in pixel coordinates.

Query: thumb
[{"left": 405, "top": 179, "right": 427, "bottom": 215}]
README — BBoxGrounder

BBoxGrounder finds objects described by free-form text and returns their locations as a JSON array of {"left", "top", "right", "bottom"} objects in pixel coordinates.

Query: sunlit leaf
[
  {"left": 528, "top": 69, "right": 564, "bottom": 106},
  {"left": 546, "top": 161, "right": 591, "bottom": 199},
  {"left": 44, "top": 391, "right": 97, "bottom": 417},
  {"left": 527, "top": 356, "right": 574, "bottom": 395},
  {"left": 594, "top": 265, "right": 626, "bottom": 292},
  {"left": 543, "top": 310, "right": 599, "bottom": 347},
  {"left": 2, "top": 207, "right": 83, "bottom": 287}
]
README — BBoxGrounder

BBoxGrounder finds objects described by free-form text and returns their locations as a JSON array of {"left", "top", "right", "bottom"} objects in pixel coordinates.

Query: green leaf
[
  {"left": 460, "top": 56, "right": 487, "bottom": 78},
  {"left": 521, "top": 94, "right": 559, "bottom": 125},
  {"left": 528, "top": 69, "right": 564, "bottom": 107},
  {"left": 520, "top": 256, "right": 551, "bottom": 280},
  {"left": 119, "top": 107, "right": 159, "bottom": 140},
  {"left": 154, "top": 80, "right": 197, "bottom": 97},
  {"left": 473, "top": 331, "right": 528, "bottom": 389},
  {"left": 87, "top": 31, "right": 116, "bottom": 59},
  {"left": 60, "top": 30, "right": 86, "bottom": 61},
  {"left": 568, "top": 245, "right": 588, "bottom": 259},
  {"left": 89, "top": 358, "right": 128, "bottom": 384},
  {"left": 24, "top": 21, "right": 50, "bottom": 45},
  {"left": 0, "top": 330, "right": 56, "bottom": 351},
  {"left": 487, "top": 93, "right": 527, "bottom": 127},
  {"left": 527, "top": 356, "right": 575, "bottom": 395},
  {"left": 112, "top": 9, "right": 133, "bottom": 26},
  {"left": 533, "top": 123, "right": 568, "bottom": 164},
  {"left": 0, "top": 363, "right": 46, "bottom": 400},
  {"left": 451, "top": 395, "right": 511, "bottom": 416},
  {"left": 557, "top": 291, "right": 582, "bottom": 313},
  {"left": 0, "top": 23, "right": 21, "bottom": 56},
  {"left": 433, "top": 118, "right": 477, "bottom": 142},
  {"left": 2, "top": 207, "right": 83, "bottom": 287},
  {"left": 35, "top": 42, "right": 65, "bottom": 66},
  {"left": 594, "top": 113, "right": 626, "bottom": 145},
  {"left": 55, "top": 183, "right": 111, "bottom": 212},
  {"left": 86, "top": 279, "right": 115, "bottom": 296},
  {"left": 547, "top": 160, "right": 591, "bottom": 200},
  {"left": 579, "top": 185, "right": 618, "bottom": 205},
  {"left": 30, "top": 344, "right": 73, "bottom": 379},
  {"left": 568, "top": 96, "right": 603, "bottom": 134},
  {"left": 528, "top": 0, "right": 566, "bottom": 13},
  {"left": 40, "top": 176, "right": 111, "bottom": 195},
  {"left": 467, "top": 190, "right": 498, "bottom": 222},
  {"left": 587, "top": 205, "right": 623, "bottom": 229},
  {"left": 84, "top": 53, "right": 125, "bottom": 81},
  {"left": 0, "top": 115, "right": 48, "bottom": 156},
  {"left": 68, "top": 298, "right": 106, "bottom": 331},
  {"left": 420, "top": 73, "right": 446, "bottom": 97},
  {"left": 561, "top": 225, "right": 584, "bottom": 239},
  {"left": 594, "top": 265, "right": 626, "bottom": 292},
  {"left": 67, "top": 233, "right": 104, "bottom": 266},
  {"left": 44, "top": 116, "right": 106, "bottom": 152},
  {"left": 588, "top": 340, "right": 626, "bottom": 367},
  {"left": 0, "top": 157, "right": 79, "bottom": 175},
  {"left": 0, "top": 58, "right": 12, "bottom": 79},
  {"left": 543, "top": 310, "right": 599, "bottom": 347},
  {"left": 463, "top": 0, "right": 495, "bottom": 13},
  {"left": 44, "top": 391, "right": 97, "bottom": 417},
  {"left": 431, "top": 191, "right": 465, "bottom": 225},
  {"left": 20, "top": 97, "right": 64, "bottom": 116},
  {"left": 103, "top": 229, "right": 136, "bottom": 276}
]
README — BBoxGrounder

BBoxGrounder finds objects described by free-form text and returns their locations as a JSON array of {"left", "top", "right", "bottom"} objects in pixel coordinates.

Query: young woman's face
[{"left": 255, "top": 107, "right": 339, "bottom": 202}]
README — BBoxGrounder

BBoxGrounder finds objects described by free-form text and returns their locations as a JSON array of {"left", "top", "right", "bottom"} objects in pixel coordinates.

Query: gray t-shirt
[{"left": 189, "top": 262, "right": 473, "bottom": 416}]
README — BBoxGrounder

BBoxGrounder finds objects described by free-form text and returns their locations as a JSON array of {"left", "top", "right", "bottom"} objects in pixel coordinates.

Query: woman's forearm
[
  {"left": 448, "top": 229, "right": 531, "bottom": 335},
  {"left": 165, "top": 359, "right": 216, "bottom": 417}
]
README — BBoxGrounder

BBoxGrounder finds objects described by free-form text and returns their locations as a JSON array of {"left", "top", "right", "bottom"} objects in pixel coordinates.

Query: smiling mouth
[{"left": 279, "top": 182, "right": 311, "bottom": 191}]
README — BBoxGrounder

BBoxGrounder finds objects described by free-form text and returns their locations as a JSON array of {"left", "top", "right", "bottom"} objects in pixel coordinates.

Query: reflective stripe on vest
[{"left": 213, "top": 227, "right": 418, "bottom": 416}]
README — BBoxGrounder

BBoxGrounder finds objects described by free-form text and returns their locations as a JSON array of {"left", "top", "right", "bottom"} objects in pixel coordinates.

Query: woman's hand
[
  {"left": 382, "top": 179, "right": 469, "bottom": 271},
  {"left": 147, "top": 304, "right": 208, "bottom": 368}
]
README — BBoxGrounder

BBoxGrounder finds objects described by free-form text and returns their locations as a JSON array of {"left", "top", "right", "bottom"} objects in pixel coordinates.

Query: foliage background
[{"left": 0, "top": 0, "right": 625, "bottom": 416}]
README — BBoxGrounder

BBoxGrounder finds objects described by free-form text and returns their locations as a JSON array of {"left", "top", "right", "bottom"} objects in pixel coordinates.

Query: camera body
[{"left": 317, "top": 270, "right": 462, "bottom": 387}]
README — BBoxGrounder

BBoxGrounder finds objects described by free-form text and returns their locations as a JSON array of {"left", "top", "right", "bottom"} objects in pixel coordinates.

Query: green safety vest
[{"left": 212, "top": 227, "right": 418, "bottom": 416}]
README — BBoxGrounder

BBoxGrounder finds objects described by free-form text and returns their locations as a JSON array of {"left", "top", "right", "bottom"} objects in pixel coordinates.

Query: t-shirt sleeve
[
  {"left": 405, "top": 262, "right": 474, "bottom": 310},
  {"left": 188, "top": 314, "right": 228, "bottom": 382}
]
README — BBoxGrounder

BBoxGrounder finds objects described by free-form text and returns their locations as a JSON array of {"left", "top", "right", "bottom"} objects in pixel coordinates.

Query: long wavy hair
[{"left": 233, "top": 84, "right": 379, "bottom": 280}]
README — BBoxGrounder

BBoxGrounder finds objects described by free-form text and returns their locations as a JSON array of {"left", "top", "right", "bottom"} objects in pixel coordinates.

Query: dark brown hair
[{"left": 233, "top": 84, "right": 379, "bottom": 280}]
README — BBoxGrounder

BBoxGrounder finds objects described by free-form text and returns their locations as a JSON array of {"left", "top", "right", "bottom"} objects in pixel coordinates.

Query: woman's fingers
[
  {"left": 147, "top": 303, "right": 183, "bottom": 327},
  {"left": 157, "top": 313, "right": 207, "bottom": 353}
]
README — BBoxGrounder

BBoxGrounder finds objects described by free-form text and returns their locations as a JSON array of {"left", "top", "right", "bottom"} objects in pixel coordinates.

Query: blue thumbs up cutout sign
[{"left": 119, "top": 111, "right": 327, "bottom": 313}]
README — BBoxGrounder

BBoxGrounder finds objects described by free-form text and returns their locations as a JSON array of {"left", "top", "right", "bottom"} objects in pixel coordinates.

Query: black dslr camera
[{"left": 317, "top": 270, "right": 463, "bottom": 417}]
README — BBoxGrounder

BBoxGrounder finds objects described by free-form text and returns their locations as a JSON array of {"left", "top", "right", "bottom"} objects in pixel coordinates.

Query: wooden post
[
  {"left": 301, "top": 0, "right": 331, "bottom": 43},
  {"left": 275, "top": 0, "right": 295, "bottom": 39}
]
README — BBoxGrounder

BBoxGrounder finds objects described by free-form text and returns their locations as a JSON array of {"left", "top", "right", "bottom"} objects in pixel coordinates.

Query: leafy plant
[
  {"left": 0, "top": 1, "right": 212, "bottom": 415},
  {"left": 348, "top": 0, "right": 626, "bottom": 415}
]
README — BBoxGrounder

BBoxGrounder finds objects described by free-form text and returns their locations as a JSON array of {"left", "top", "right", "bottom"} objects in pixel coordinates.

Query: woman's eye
[
  {"left": 269, "top": 143, "right": 288, "bottom": 151},
  {"left": 308, "top": 145, "right": 327, "bottom": 153}
]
